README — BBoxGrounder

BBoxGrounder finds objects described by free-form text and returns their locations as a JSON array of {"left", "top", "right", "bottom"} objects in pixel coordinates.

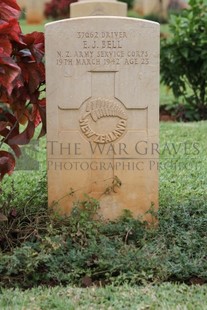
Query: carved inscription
[
  {"left": 77, "top": 31, "right": 127, "bottom": 39},
  {"left": 79, "top": 98, "right": 128, "bottom": 144},
  {"left": 56, "top": 31, "right": 150, "bottom": 67}
]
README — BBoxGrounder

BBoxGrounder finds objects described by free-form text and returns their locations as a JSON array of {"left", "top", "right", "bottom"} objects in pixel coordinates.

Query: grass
[
  {"left": 159, "top": 121, "right": 207, "bottom": 207},
  {"left": 1, "top": 283, "right": 207, "bottom": 309},
  {"left": 19, "top": 19, "right": 46, "bottom": 33}
]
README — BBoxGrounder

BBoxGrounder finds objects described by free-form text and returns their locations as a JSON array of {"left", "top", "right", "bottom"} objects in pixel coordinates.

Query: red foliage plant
[
  {"left": 44, "top": 0, "right": 77, "bottom": 19},
  {"left": 0, "top": 0, "right": 46, "bottom": 180}
]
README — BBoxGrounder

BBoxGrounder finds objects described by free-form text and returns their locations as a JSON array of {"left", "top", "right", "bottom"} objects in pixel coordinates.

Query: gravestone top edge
[{"left": 45, "top": 16, "right": 160, "bottom": 29}]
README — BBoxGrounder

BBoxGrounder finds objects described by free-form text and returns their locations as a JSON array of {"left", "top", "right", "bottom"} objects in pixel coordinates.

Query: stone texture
[
  {"left": 45, "top": 17, "right": 160, "bottom": 220},
  {"left": 70, "top": 0, "right": 127, "bottom": 17}
]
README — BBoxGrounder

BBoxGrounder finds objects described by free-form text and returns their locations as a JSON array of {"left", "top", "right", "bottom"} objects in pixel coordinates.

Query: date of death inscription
[{"left": 55, "top": 31, "right": 150, "bottom": 66}]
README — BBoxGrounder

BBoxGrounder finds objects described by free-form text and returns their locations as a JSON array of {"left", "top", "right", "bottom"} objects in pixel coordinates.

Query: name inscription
[{"left": 56, "top": 31, "right": 150, "bottom": 67}]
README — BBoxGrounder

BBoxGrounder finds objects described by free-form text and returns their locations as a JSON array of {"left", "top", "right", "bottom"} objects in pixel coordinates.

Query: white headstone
[{"left": 45, "top": 17, "right": 160, "bottom": 220}]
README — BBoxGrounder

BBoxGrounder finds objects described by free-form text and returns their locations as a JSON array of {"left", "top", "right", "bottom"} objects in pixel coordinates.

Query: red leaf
[
  {"left": 0, "top": 0, "right": 21, "bottom": 21},
  {"left": 0, "top": 112, "right": 20, "bottom": 138},
  {"left": 0, "top": 18, "right": 24, "bottom": 44},
  {"left": 0, "top": 150, "right": 15, "bottom": 180},
  {"left": 23, "top": 32, "right": 45, "bottom": 62},
  {"left": 0, "top": 121, "right": 8, "bottom": 132},
  {"left": 0, "top": 56, "right": 21, "bottom": 95},
  {"left": 0, "top": 36, "right": 12, "bottom": 56},
  {"left": 32, "top": 105, "right": 41, "bottom": 127},
  {"left": 0, "top": 87, "right": 12, "bottom": 103},
  {"left": 0, "top": 20, "right": 10, "bottom": 31},
  {"left": 18, "top": 62, "right": 45, "bottom": 93},
  {"left": 9, "top": 144, "right": 21, "bottom": 157},
  {"left": 0, "top": 113, "right": 21, "bottom": 157},
  {"left": 0, "top": 133, "right": 21, "bottom": 158},
  {"left": 2, "top": 111, "right": 20, "bottom": 128},
  {"left": 8, "top": 120, "right": 35, "bottom": 145},
  {"left": 37, "top": 98, "right": 46, "bottom": 138}
]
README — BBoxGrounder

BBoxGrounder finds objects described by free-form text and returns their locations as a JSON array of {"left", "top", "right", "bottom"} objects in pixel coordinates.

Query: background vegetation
[{"left": 161, "top": 0, "right": 207, "bottom": 121}]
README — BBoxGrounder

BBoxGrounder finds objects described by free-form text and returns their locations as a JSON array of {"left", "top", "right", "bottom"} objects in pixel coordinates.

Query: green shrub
[
  {"left": 0, "top": 195, "right": 207, "bottom": 288},
  {"left": 0, "top": 174, "right": 47, "bottom": 252},
  {"left": 160, "top": 0, "right": 207, "bottom": 120}
]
